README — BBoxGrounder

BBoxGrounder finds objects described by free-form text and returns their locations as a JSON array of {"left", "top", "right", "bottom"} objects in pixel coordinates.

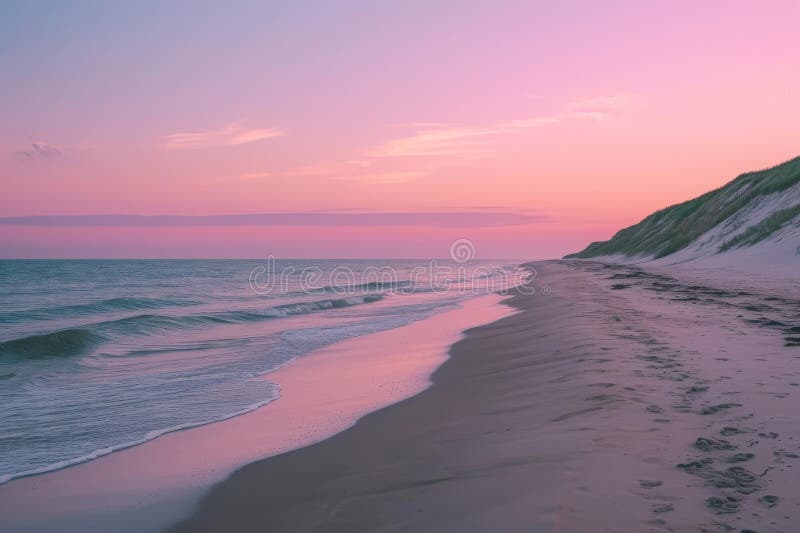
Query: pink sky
[{"left": 1, "top": 1, "right": 799, "bottom": 258}]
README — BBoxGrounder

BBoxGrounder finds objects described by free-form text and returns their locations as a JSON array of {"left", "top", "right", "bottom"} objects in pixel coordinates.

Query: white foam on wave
[{"left": 0, "top": 394, "right": 280, "bottom": 486}]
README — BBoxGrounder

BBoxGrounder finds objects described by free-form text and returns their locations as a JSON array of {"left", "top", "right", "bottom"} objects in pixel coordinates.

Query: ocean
[{"left": 0, "top": 258, "right": 525, "bottom": 484}]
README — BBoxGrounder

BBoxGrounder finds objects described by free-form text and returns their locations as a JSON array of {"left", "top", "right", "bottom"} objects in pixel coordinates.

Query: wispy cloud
[
  {"left": 562, "top": 94, "right": 632, "bottom": 121},
  {"left": 0, "top": 211, "right": 546, "bottom": 228},
  {"left": 284, "top": 160, "right": 424, "bottom": 183},
  {"left": 230, "top": 171, "right": 273, "bottom": 180},
  {"left": 345, "top": 159, "right": 372, "bottom": 169},
  {"left": 369, "top": 127, "right": 500, "bottom": 158},
  {"left": 210, "top": 170, "right": 274, "bottom": 184},
  {"left": 15, "top": 142, "right": 62, "bottom": 160},
  {"left": 285, "top": 161, "right": 343, "bottom": 177},
  {"left": 391, "top": 121, "right": 455, "bottom": 129},
  {"left": 370, "top": 94, "right": 631, "bottom": 158},
  {"left": 565, "top": 94, "right": 631, "bottom": 113},
  {"left": 329, "top": 171, "right": 429, "bottom": 184},
  {"left": 164, "top": 122, "right": 284, "bottom": 150}
]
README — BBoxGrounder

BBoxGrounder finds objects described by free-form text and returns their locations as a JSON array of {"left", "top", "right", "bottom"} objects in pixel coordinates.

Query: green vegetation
[
  {"left": 566, "top": 155, "right": 800, "bottom": 259},
  {"left": 719, "top": 204, "right": 800, "bottom": 252}
]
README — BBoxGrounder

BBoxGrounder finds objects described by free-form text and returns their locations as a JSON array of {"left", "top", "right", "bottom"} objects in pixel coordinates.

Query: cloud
[
  {"left": 562, "top": 94, "right": 633, "bottom": 121},
  {"left": 370, "top": 94, "right": 631, "bottom": 158},
  {"left": 211, "top": 171, "right": 274, "bottom": 184},
  {"left": 565, "top": 94, "right": 631, "bottom": 113},
  {"left": 329, "top": 171, "right": 429, "bottom": 184},
  {"left": 284, "top": 159, "right": 431, "bottom": 184},
  {"left": 391, "top": 121, "right": 455, "bottom": 129},
  {"left": 231, "top": 171, "right": 272, "bottom": 180},
  {"left": 0, "top": 211, "right": 547, "bottom": 228},
  {"left": 369, "top": 127, "right": 500, "bottom": 158},
  {"left": 15, "top": 142, "right": 62, "bottom": 160},
  {"left": 164, "top": 122, "right": 283, "bottom": 150},
  {"left": 285, "top": 161, "right": 342, "bottom": 177},
  {"left": 345, "top": 159, "right": 372, "bottom": 169}
]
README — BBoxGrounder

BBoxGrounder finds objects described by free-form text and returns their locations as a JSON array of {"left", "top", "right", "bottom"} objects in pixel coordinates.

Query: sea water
[{"left": 0, "top": 259, "right": 524, "bottom": 483}]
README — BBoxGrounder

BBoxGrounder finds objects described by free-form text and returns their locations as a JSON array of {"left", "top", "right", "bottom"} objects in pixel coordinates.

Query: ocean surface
[{"left": 0, "top": 259, "right": 523, "bottom": 484}]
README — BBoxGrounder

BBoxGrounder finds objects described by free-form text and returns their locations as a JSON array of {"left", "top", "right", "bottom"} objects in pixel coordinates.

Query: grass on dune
[
  {"left": 567, "top": 155, "right": 800, "bottom": 259},
  {"left": 719, "top": 203, "right": 800, "bottom": 252}
]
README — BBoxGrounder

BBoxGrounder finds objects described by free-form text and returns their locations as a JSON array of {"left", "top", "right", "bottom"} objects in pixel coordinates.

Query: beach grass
[{"left": 567, "top": 155, "right": 800, "bottom": 259}]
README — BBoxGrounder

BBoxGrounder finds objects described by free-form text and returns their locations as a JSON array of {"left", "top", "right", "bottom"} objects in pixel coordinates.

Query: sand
[{"left": 171, "top": 260, "right": 800, "bottom": 533}]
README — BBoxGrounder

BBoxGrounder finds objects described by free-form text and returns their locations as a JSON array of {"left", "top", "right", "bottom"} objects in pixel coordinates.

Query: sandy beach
[{"left": 171, "top": 260, "right": 800, "bottom": 533}]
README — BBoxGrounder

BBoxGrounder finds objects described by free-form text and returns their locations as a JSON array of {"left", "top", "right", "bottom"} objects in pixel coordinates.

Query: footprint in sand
[
  {"left": 705, "top": 496, "right": 740, "bottom": 514},
  {"left": 639, "top": 480, "right": 663, "bottom": 488},
  {"left": 720, "top": 426, "right": 745, "bottom": 436},
  {"left": 722, "top": 453, "right": 754, "bottom": 463},
  {"left": 694, "top": 437, "right": 736, "bottom": 452},
  {"left": 773, "top": 449, "right": 800, "bottom": 462},
  {"left": 699, "top": 403, "right": 741, "bottom": 415},
  {"left": 759, "top": 495, "right": 779, "bottom": 507},
  {"left": 651, "top": 503, "right": 674, "bottom": 513}
]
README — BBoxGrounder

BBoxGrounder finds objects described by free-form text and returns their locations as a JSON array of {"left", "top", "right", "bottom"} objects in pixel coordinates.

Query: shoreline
[
  {"left": 172, "top": 260, "right": 800, "bottom": 532},
  {"left": 0, "top": 293, "right": 512, "bottom": 533}
]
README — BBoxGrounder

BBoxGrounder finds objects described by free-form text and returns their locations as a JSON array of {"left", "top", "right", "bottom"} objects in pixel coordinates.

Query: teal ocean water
[{"left": 0, "top": 259, "right": 522, "bottom": 483}]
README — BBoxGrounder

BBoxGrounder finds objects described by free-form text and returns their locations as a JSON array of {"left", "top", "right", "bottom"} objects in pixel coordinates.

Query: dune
[{"left": 568, "top": 155, "right": 800, "bottom": 278}]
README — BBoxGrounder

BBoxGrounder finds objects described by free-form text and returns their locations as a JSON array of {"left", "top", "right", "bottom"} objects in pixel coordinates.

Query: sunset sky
[{"left": 2, "top": 1, "right": 799, "bottom": 258}]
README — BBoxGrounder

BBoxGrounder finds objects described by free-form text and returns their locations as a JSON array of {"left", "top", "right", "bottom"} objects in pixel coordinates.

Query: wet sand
[
  {"left": 173, "top": 260, "right": 800, "bottom": 533},
  {"left": 0, "top": 295, "right": 510, "bottom": 533}
]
